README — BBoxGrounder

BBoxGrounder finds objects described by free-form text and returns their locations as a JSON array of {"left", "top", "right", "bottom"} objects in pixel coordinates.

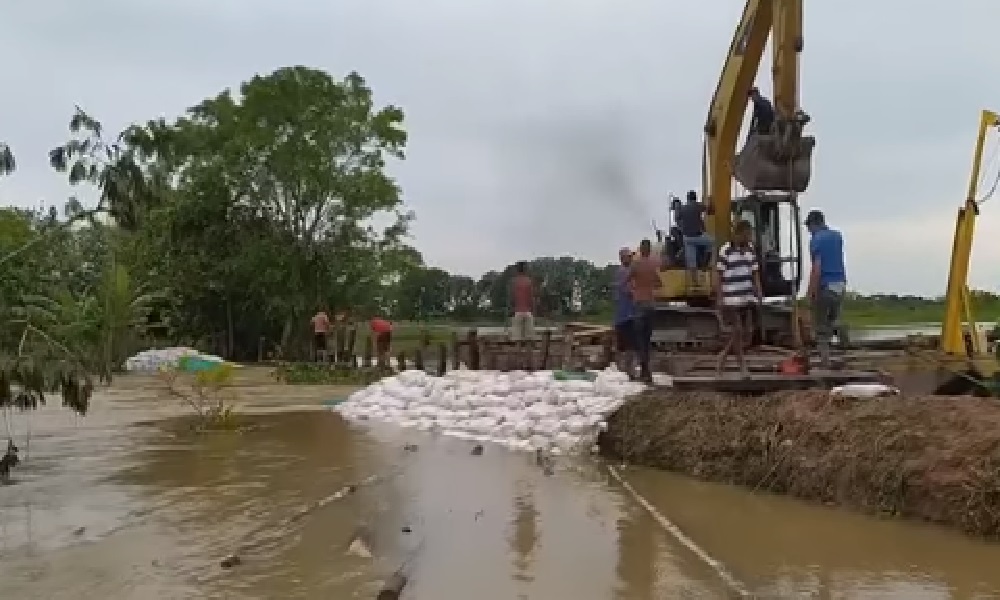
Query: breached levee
[
  {"left": 599, "top": 389, "right": 1000, "bottom": 539},
  {"left": 334, "top": 366, "right": 646, "bottom": 454}
]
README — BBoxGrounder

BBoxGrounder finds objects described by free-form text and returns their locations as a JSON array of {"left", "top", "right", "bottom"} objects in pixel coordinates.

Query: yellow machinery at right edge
[
  {"left": 911, "top": 109, "right": 1000, "bottom": 396},
  {"left": 651, "top": 0, "right": 814, "bottom": 350}
]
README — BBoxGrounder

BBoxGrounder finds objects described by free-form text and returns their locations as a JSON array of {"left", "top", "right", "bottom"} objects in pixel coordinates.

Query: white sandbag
[{"left": 830, "top": 383, "right": 900, "bottom": 398}]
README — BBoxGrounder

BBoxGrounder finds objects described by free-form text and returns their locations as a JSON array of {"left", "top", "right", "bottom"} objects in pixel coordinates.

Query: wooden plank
[{"left": 671, "top": 371, "right": 882, "bottom": 393}]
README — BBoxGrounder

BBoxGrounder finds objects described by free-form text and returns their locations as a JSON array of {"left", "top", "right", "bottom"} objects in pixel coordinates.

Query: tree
[{"left": 129, "top": 67, "right": 414, "bottom": 358}]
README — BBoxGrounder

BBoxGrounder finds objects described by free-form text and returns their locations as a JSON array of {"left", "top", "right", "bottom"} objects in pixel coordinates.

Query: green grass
[{"left": 841, "top": 303, "right": 1000, "bottom": 328}]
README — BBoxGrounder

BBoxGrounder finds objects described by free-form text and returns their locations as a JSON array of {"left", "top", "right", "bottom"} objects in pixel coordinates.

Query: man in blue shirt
[
  {"left": 805, "top": 210, "right": 847, "bottom": 367},
  {"left": 613, "top": 247, "right": 637, "bottom": 376}
]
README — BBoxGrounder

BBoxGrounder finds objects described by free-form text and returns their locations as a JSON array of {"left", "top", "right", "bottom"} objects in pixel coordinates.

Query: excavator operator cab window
[{"left": 732, "top": 195, "right": 800, "bottom": 298}]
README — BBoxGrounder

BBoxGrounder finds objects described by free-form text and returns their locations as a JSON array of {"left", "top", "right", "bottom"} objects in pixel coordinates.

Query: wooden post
[
  {"left": 437, "top": 342, "right": 448, "bottom": 376},
  {"left": 562, "top": 331, "right": 576, "bottom": 370},
  {"left": 346, "top": 327, "right": 357, "bottom": 369},
  {"left": 468, "top": 329, "right": 480, "bottom": 370},
  {"left": 363, "top": 336, "right": 373, "bottom": 368},
  {"left": 601, "top": 331, "right": 614, "bottom": 369},
  {"left": 485, "top": 342, "right": 497, "bottom": 370},
  {"left": 450, "top": 331, "right": 460, "bottom": 369},
  {"left": 414, "top": 346, "right": 425, "bottom": 371},
  {"left": 540, "top": 330, "right": 551, "bottom": 370},
  {"left": 396, "top": 351, "right": 407, "bottom": 372},
  {"left": 258, "top": 336, "right": 265, "bottom": 363}
]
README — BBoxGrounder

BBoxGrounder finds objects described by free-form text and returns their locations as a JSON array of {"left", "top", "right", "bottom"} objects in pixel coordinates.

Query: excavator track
[{"left": 650, "top": 303, "right": 809, "bottom": 353}]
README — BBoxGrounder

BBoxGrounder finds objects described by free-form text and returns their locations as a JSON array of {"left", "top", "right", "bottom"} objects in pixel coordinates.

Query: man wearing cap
[
  {"left": 804, "top": 209, "right": 847, "bottom": 367},
  {"left": 613, "top": 247, "right": 637, "bottom": 376}
]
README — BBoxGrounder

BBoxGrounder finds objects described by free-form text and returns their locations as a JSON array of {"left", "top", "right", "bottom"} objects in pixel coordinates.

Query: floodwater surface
[{"left": 2, "top": 371, "right": 1000, "bottom": 599}]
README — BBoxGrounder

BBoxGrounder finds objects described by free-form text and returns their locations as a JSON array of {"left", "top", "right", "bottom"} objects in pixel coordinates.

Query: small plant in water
[{"left": 158, "top": 361, "right": 240, "bottom": 431}]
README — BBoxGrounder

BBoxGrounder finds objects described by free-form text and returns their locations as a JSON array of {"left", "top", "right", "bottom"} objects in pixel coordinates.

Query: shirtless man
[
  {"left": 628, "top": 239, "right": 662, "bottom": 383},
  {"left": 310, "top": 307, "right": 331, "bottom": 362}
]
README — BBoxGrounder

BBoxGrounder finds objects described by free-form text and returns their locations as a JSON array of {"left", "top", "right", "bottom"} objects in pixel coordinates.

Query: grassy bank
[{"left": 600, "top": 390, "right": 1000, "bottom": 539}]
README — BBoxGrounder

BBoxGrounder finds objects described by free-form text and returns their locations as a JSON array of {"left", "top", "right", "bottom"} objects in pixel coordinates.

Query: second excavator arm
[{"left": 940, "top": 109, "right": 1000, "bottom": 357}]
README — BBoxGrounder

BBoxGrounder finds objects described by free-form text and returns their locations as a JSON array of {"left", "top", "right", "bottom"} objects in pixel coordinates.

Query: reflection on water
[
  {"left": 510, "top": 481, "right": 537, "bottom": 583},
  {"left": 622, "top": 467, "right": 1000, "bottom": 599},
  {"left": 3, "top": 376, "right": 1000, "bottom": 598}
]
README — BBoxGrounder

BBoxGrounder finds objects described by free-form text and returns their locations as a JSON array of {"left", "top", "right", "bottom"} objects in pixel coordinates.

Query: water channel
[{"left": 2, "top": 367, "right": 1000, "bottom": 599}]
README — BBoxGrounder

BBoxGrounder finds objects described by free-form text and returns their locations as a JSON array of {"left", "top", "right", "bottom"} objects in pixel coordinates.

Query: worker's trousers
[{"left": 813, "top": 284, "right": 845, "bottom": 364}]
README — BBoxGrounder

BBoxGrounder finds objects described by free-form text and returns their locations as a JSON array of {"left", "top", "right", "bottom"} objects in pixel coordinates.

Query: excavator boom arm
[{"left": 702, "top": 0, "right": 803, "bottom": 240}]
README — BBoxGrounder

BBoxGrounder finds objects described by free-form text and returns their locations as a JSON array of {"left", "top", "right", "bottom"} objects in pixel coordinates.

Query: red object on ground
[
  {"left": 371, "top": 318, "right": 393, "bottom": 334},
  {"left": 779, "top": 354, "right": 807, "bottom": 375}
]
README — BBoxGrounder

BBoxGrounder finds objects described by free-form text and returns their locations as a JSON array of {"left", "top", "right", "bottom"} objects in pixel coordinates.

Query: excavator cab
[
  {"left": 735, "top": 111, "right": 816, "bottom": 192},
  {"left": 731, "top": 192, "right": 802, "bottom": 297}
]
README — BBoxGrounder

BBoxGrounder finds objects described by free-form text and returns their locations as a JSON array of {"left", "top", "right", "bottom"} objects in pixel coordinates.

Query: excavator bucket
[{"left": 734, "top": 132, "right": 816, "bottom": 192}]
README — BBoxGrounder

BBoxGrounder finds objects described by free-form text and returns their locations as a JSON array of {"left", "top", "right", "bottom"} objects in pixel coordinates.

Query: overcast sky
[{"left": 2, "top": 0, "right": 999, "bottom": 295}]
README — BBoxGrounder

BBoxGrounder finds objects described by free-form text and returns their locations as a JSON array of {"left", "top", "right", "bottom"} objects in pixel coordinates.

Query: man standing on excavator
[
  {"left": 805, "top": 210, "right": 847, "bottom": 368},
  {"left": 677, "top": 190, "right": 714, "bottom": 288},
  {"left": 749, "top": 87, "right": 775, "bottom": 134}
]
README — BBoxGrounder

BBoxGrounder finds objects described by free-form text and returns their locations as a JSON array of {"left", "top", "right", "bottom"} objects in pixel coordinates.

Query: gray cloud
[{"left": 2, "top": 0, "right": 1000, "bottom": 294}]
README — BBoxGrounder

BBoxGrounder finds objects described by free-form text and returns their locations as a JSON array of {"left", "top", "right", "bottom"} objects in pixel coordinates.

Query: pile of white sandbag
[
  {"left": 123, "top": 347, "right": 224, "bottom": 373},
  {"left": 335, "top": 366, "right": 646, "bottom": 455}
]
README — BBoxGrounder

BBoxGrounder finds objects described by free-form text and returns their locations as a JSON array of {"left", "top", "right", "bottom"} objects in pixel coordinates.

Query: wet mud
[{"left": 601, "top": 389, "right": 1000, "bottom": 540}]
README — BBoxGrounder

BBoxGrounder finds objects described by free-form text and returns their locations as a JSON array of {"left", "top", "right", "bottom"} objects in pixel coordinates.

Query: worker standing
[
  {"left": 370, "top": 316, "right": 393, "bottom": 367},
  {"left": 613, "top": 247, "right": 637, "bottom": 376},
  {"left": 714, "top": 220, "right": 763, "bottom": 375},
  {"left": 510, "top": 262, "right": 535, "bottom": 342},
  {"left": 677, "top": 190, "right": 714, "bottom": 289},
  {"left": 749, "top": 87, "right": 775, "bottom": 135},
  {"left": 628, "top": 239, "right": 662, "bottom": 384},
  {"left": 804, "top": 210, "right": 847, "bottom": 368},
  {"left": 310, "top": 307, "right": 331, "bottom": 362}
]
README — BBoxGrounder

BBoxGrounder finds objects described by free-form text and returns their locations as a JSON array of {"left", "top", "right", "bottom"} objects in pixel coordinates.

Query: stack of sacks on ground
[
  {"left": 335, "top": 366, "right": 646, "bottom": 455},
  {"left": 124, "top": 347, "right": 225, "bottom": 373}
]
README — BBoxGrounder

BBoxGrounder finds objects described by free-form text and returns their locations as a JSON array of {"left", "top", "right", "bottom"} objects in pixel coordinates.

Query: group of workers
[
  {"left": 613, "top": 201, "right": 846, "bottom": 380},
  {"left": 310, "top": 310, "right": 393, "bottom": 363}
]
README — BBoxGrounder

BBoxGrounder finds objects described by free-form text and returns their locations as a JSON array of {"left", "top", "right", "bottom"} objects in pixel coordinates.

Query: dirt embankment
[{"left": 600, "top": 390, "right": 1000, "bottom": 538}]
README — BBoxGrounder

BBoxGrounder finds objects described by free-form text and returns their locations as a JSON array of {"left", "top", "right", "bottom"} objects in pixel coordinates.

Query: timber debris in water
[
  {"left": 599, "top": 389, "right": 1000, "bottom": 539},
  {"left": 376, "top": 571, "right": 407, "bottom": 600},
  {"left": 345, "top": 525, "right": 374, "bottom": 559}
]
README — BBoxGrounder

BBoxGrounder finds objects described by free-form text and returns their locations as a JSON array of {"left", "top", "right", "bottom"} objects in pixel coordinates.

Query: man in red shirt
[
  {"left": 370, "top": 316, "right": 393, "bottom": 365},
  {"left": 509, "top": 261, "right": 535, "bottom": 342}
]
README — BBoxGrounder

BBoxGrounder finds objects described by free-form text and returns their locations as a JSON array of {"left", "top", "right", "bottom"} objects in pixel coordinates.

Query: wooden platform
[{"left": 669, "top": 370, "right": 884, "bottom": 393}]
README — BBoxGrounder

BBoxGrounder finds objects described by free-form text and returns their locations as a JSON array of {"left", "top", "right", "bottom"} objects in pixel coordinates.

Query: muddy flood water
[{"left": 4, "top": 370, "right": 1000, "bottom": 599}]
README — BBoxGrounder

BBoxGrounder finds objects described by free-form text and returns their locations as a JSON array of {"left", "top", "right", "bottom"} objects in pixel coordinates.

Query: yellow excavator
[
  {"left": 905, "top": 109, "right": 1000, "bottom": 395},
  {"left": 650, "top": 0, "right": 814, "bottom": 351}
]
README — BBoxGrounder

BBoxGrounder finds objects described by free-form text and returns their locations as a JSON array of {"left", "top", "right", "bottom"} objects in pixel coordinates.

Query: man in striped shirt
[{"left": 714, "top": 220, "right": 763, "bottom": 375}]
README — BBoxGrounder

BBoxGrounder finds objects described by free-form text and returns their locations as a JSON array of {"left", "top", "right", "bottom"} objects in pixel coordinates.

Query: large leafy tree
[{"left": 132, "top": 67, "right": 414, "bottom": 358}]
